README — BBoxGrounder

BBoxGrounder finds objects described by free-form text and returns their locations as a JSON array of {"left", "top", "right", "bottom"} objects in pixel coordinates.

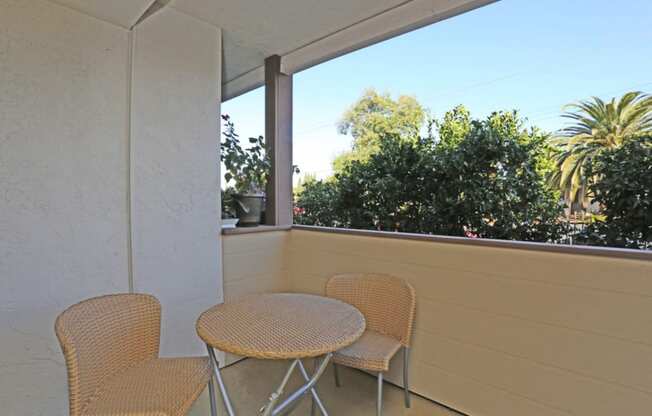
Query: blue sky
[{"left": 223, "top": 0, "right": 652, "bottom": 180}]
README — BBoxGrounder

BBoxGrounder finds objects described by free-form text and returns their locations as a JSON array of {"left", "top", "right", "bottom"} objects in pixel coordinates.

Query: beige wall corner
[
  {"left": 222, "top": 230, "right": 292, "bottom": 301},
  {"left": 221, "top": 230, "right": 292, "bottom": 365}
]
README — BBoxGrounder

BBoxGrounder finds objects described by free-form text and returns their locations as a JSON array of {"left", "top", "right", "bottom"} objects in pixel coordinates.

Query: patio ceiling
[
  {"left": 49, "top": 0, "right": 497, "bottom": 100},
  {"left": 48, "top": 0, "right": 157, "bottom": 28}
]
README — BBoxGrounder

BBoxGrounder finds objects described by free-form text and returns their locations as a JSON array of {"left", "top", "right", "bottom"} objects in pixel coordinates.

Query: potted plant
[
  {"left": 220, "top": 189, "right": 239, "bottom": 228},
  {"left": 221, "top": 115, "right": 271, "bottom": 226}
]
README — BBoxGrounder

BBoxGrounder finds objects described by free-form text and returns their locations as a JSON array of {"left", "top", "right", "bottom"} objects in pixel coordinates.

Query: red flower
[
  {"left": 293, "top": 206, "right": 305, "bottom": 216},
  {"left": 464, "top": 229, "right": 478, "bottom": 238}
]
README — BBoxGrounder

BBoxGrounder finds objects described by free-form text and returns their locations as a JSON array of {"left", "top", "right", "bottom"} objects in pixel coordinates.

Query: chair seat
[
  {"left": 333, "top": 330, "right": 402, "bottom": 372},
  {"left": 82, "top": 357, "right": 212, "bottom": 416}
]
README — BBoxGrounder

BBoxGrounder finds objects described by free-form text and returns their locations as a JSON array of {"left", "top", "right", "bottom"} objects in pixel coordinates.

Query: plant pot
[
  {"left": 221, "top": 218, "right": 239, "bottom": 229},
  {"left": 234, "top": 193, "right": 264, "bottom": 226}
]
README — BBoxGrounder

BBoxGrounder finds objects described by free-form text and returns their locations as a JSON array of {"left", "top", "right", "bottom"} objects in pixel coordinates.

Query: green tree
[
  {"left": 424, "top": 111, "right": 564, "bottom": 241},
  {"left": 297, "top": 106, "right": 565, "bottom": 242},
  {"left": 293, "top": 176, "right": 341, "bottom": 227},
  {"left": 432, "top": 104, "right": 471, "bottom": 147},
  {"left": 333, "top": 89, "right": 426, "bottom": 172},
  {"left": 293, "top": 172, "right": 316, "bottom": 197},
  {"left": 580, "top": 138, "right": 652, "bottom": 249},
  {"left": 333, "top": 134, "right": 435, "bottom": 232},
  {"left": 549, "top": 92, "right": 652, "bottom": 208}
]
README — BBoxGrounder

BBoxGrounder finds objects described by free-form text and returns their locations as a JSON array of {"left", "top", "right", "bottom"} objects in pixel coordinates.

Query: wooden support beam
[{"left": 264, "top": 55, "right": 293, "bottom": 225}]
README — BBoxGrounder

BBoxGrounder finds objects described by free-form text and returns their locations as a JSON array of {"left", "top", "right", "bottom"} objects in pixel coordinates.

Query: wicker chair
[
  {"left": 54, "top": 293, "right": 216, "bottom": 416},
  {"left": 326, "top": 274, "right": 416, "bottom": 416}
]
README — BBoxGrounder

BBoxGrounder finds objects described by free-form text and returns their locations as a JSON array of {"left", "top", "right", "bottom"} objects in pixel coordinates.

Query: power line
[
  {"left": 528, "top": 81, "right": 652, "bottom": 123},
  {"left": 295, "top": 122, "right": 338, "bottom": 136},
  {"left": 292, "top": 81, "right": 652, "bottom": 138}
]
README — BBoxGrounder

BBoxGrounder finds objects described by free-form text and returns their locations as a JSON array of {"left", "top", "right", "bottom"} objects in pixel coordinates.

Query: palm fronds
[{"left": 549, "top": 91, "right": 652, "bottom": 208}]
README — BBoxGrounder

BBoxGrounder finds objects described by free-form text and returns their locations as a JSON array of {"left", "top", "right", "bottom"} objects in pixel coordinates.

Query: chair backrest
[
  {"left": 54, "top": 293, "right": 161, "bottom": 416},
  {"left": 326, "top": 273, "right": 416, "bottom": 347}
]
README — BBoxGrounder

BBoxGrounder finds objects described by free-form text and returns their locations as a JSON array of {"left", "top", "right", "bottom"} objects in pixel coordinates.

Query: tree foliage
[
  {"left": 425, "top": 112, "right": 565, "bottom": 241},
  {"left": 579, "top": 138, "right": 652, "bottom": 249},
  {"left": 333, "top": 134, "right": 433, "bottom": 232},
  {"left": 296, "top": 107, "right": 566, "bottom": 242},
  {"left": 432, "top": 104, "right": 471, "bottom": 148},
  {"left": 294, "top": 91, "right": 652, "bottom": 249},
  {"left": 549, "top": 92, "right": 652, "bottom": 207},
  {"left": 293, "top": 177, "right": 341, "bottom": 227},
  {"left": 332, "top": 89, "right": 426, "bottom": 172}
]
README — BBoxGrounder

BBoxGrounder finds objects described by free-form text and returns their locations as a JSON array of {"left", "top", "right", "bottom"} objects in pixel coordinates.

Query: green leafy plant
[
  {"left": 221, "top": 188, "right": 237, "bottom": 219},
  {"left": 579, "top": 138, "right": 652, "bottom": 249},
  {"left": 220, "top": 114, "right": 271, "bottom": 194}
]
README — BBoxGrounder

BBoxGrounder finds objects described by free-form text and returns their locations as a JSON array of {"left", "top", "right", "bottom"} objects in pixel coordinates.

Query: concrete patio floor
[{"left": 189, "top": 357, "right": 460, "bottom": 415}]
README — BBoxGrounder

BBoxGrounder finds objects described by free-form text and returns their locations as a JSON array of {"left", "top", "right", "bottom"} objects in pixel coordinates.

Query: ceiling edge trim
[
  {"left": 223, "top": 66, "right": 265, "bottom": 101},
  {"left": 222, "top": 0, "right": 498, "bottom": 102},
  {"left": 282, "top": 0, "right": 498, "bottom": 74}
]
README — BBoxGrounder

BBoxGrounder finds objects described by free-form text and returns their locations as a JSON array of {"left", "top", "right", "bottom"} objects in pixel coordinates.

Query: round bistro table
[{"left": 196, "top": 293, "right": 365, "bottom": 416}]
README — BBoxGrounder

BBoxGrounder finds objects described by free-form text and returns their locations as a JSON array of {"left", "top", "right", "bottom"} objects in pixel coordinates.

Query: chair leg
[
  {"left": 333, "top": 362, "right": 341, "bottom": 387},
  {"left": 208, "top": 378, "right": 217, "bottom": 416},
  {"left": 311, "top": 359, "right": 317, "bottom": 416},
  {"left": 377, "top": 372, "right": 383, "bottom": 416},
  {"left": 403, "top": 346, "right": 411, "bottom": 408}
]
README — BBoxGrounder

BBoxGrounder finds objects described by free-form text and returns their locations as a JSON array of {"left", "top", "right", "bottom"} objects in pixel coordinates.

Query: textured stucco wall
[
  {"left": 0, "top": 1, "right": 131, "bottom": 414},
  {"left": 130, "top": 7, "right": 222, "bottom": 357},
  {"left": 287, "top": 229, "right": 652, "bottom": 416},
  {"left": 1, "top": 1, "right": 223, "bottom": 414}
]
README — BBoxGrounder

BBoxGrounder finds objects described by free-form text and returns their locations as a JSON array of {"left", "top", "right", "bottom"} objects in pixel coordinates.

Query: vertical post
[{"left": 265, "top": 55, "right": 293, "bottom": 225}]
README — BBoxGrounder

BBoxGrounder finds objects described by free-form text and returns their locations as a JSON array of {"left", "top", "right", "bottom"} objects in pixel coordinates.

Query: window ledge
[
  {"left": 222, "top": 224, "right": 291, "bottom": 235},
  {"left": 291, "top": 225, "right": 652, "bottom": 261}
]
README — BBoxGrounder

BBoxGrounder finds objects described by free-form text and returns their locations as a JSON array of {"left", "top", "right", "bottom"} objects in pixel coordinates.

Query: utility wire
[{"left": 293, "top": 81, "right": 652, "bottom": 138}]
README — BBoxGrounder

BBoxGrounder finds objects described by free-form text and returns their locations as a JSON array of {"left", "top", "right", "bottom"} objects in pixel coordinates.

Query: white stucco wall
[
  {"left": 0, "top": 1, "right": 223, "bottom": 413},
  {"left": 0, "top": 1, "right": 131, "bottom": 414},
  {"left": 131, "top": 7, "right": 223, "bottom": 357}
]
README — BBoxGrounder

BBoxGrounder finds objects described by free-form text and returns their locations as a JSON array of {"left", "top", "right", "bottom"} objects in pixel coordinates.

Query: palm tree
[{"left": 549, "top": 91, "right": 652, "bottom": 209}]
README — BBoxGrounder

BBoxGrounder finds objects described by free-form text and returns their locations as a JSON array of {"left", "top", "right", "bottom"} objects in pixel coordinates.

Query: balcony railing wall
[
  {"left": 225, "top": 227, "right": 652, "bottom": 416},
  {"left": 223, "top": 230, "right": 290, "bottom": 301}
]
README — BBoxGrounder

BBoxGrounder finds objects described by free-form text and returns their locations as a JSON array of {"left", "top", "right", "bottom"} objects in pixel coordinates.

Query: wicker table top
[{"left": 196, "top": 293, "right": 365, "bottom": 359}]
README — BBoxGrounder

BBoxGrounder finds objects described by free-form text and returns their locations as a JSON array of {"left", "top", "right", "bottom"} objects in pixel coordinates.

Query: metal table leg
[
  {"left": 333, "top": 363, "right": 341, "bottom": 387},
  {"left": 208, "top": 378, "right": 217, "bottom": 416},
  {"left": 270, "top": 353, "right": 332, "bottom": 416},
  {"left": 207, "top": 345, "right": 236, "bottom": 416},
  {"left": 298, "top": 359, "right": 328, "bottom": 416},
  {"left": 205, "top": 346, "right": 332, "bottom": 416},
  {"left": 261, "top": 359, "right": 300, "bottom": 416}
]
